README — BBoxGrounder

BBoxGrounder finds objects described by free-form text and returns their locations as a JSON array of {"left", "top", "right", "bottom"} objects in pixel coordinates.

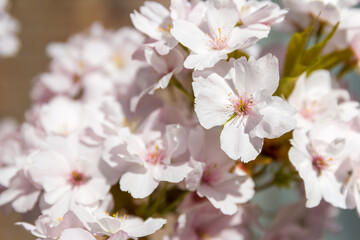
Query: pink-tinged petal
[
  {"left": 41, "top": 191, "right": 73, "bottom": 220},
  {"left": 184, "top": 51, "right": 228, "bottom": 70},
  {"left": 130, "top": 11, "right": 162, "bottom": 40},
  {"left": 288, "top": 144, "right": 310, "bottom": 169},
  {"left": 185, "top": 159, "right": 205, "bottom": 191},
  {"left": 305, "top": 70, "right": 332, "bottom": 92},
  {"left": 131, "top": 84, "right": 156, "bottom": 112},
  {"left": 150, "top": 72, "right": 173, "bottom": 94},
  {"left": 198, "top": 184, "right": 238, "bottom": 215},
  {"left": 234, "top": 54, "right": 279, "bottom": 95},
  {"left": 142, "top": 1, "right": 170, "bottom": 22},
  {"left": 98, "top": 217, "right": 122, "bottom": 234},
  {"left": 303, "top": 175, "right": 322, "bottom": 208},
  {"left": 288, "top": 73, "right": 307, "bottom": 109},
  {"left": 171, "top": 20, "right": 209, "bottom": 53},
  {"left": 144, "top": 47, "right": 167, "bottom": 74},
  {"left": 229, "top": 25, "right": 269, "bottom": 50},
  {"left": 170, "top": 0, "right": 192, "bottom": 20},
  {"left": 0, "top": 188, "right": 21, "bottom": 206},
  {"left": 0, "top": 166, "right": 18, "bottom": 187},
  {"left": 154, "top": 37, "right": 178, "bottom": 55},
  {"left": 220, "top": 123, "right": 263, "bottom": 162},
  {"left": 44, "top": 185, "right": 72, "bottom": 205},
  {"left": 102, "top": 130, "right": 144, "bottom": 167},
  {"left": 194, "top": 76, "right": 233, "bottom": 129},
  {"left": 59, "top": 228, "right": 96, "bottom": 240},
  {"left": 240, "top": 1, "right": 287, "bottom": 26},
  {"left": 15, "top": 222, "right": 45, "bottom": 238},
  {"left": 251, "top": 96, "right": 296, "bottom": 139},
  {"left": 28, "top": 151, "right": 70, "bottom": 192},
  {"left": 152, "top": 163, "right": 192, "bottom": 183},
  {"left": 73, "top": 178, "right": 110, "bottom": 205},
  {"left": 122, "top": 217, "right": 166, "bottom": 238},
  {"left": 320, "top": 173, "right": 347, "bottom": 209},
  {"left": 120, "top": 171, "right": 158, "bottom": 199},
  {"left": 108, "top": 231, "right": 129, "bottom": 240},
  {"left": 206, "top": 6, "right": 238, "bottom": 34}
]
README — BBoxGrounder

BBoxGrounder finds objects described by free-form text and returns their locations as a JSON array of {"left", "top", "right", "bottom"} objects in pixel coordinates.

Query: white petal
[
  {"left": 251, "top": 96, "right": 296, "bottom": 139},
  {"left": 171, "top": 20, "right": 209, "bottom": 53},
  {"left": 234, "top": 54, "right": 279, "bottom": 95},
  {"left": 59, "top": 228, "right": 96, "bottom": 240},
  {"left": 220, "top": 123, "right": 263, "bottom": 162},
  {"left": 153, "top": 163, "right": 192, "bottom": 183},
  {"left": 184, "top": 51, "right": 227, "bottom": 70},
  {"left": 194, "top": 76, "right": 233, "bottom": 129},
  {"left": 123, "top": 217, "right": 166, "bottom": 238},
  {"left": 229, "top": 26, "right": 269, "bottom": 50},
  {"left": 120, "top": 171, "right": 158, "bottom": 199}
]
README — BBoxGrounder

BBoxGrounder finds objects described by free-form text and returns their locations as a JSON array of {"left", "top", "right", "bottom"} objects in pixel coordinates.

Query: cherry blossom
[
  {"left": 194, "top": 54, "right": 296, "bottom": 162},
  {"left": 289, "top": 119, "right": 349, "bottom": 208},
  {"left": 16, "top": 210, "right": 95, "bottom": 240},
  {"left": 74, "top": 208, "right": 166, "bottom": 239},
  {"left": 171, "top": 2, "right": 269, "bottom": 70},
  {"left": 27, "top": 135, "right": 113, "bottom": 219},
  {"left": 103, "top": 124, "right": 191, "bottom": 198},
  {"left": 185, "top": 126, "right": 254, "bottom": 215},
  {"left": 288, "top": 70, "right": 350, "bottom": 129}
]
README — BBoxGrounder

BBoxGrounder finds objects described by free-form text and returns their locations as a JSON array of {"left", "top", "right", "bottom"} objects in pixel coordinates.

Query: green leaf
[
  {"left": 307, "top": 48, "right": 353, "bottom": 75},
  {"left": 282, "top": 22, "right": 314, "bottom": 78},
  {"left": 275, "top": 76, "right": 299, "bottom": 98},
  {"left": 301, "top": 22, "right": 339, "bottom": 66}
]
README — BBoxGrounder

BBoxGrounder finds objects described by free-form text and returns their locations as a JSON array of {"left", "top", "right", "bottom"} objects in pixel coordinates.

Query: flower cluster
[{"left": 1, "top": 0, "right": 360, "bottom": 239}]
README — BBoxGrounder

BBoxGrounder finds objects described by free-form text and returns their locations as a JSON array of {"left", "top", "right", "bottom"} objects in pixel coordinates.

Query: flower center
[
  {"left": 69, "top": 170, "right": 87, "bottom": 186},
  {"left": 112, "top": 53, "right": 124, "bottom": 68},
  {"left": 228, "top": 91, "right": 255, "bottom": 118},
  {"left": 146, "top": 144, "right": 165, "bottom": 165},
  {"left": 209, "top": 28, "right": 229, "bottom": 50},
  {"left": 201, "top": 164, "right": 220, "bottom": 184},
  {"left": 312, "top": 154, "right": 331, "bottom": 176},
  {"left": 299, "top": 100, "right": 318, "bottom": 120}
]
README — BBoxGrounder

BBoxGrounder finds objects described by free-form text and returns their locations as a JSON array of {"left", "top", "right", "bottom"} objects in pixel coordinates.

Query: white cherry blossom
[
  {"left": 171, "top": 2, "right": 268, "bottom": 70},
  {"left": 185, "top": 126, "right": 254, "bottom": 215},
  {"left": 194, "top": 54, "right": 296, "bottom": 162},
  {"left": 103, "top": 124, "right": 191, "bottom": 198},
  {"left": 74, "top": 208, "right": 166, "bottom": 239}
]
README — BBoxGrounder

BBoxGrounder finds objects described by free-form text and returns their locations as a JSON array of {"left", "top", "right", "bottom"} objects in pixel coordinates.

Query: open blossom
[
  {"left": 103, "top": 124, "right": 191, "bottom": 198},
  {"left": 16, "top": 210, "right": 95, "bottom": 240},
  {"left": 185, "top": 126, "right": 254, "bottom": 215},
  {"left": 194, "top": 54, "right": 296, "bottom": 162},
  {"left": 289, "top": 118, "right": 350, "bottom": 208},
  {"left": 234, "top": 0, "right": 287, "bottom": 28},
  {"left": 74, "top": 208, "right": 166, "bottom": 239},
  {"left": 131, "top": 1, "right": 178, "bottom": 55},
  {"left": 171, "top": 1, "right": 269, "bottom": 70},
  {"left": 131, "top": 46, "right": 186, "bottom": 111},
  {"left": 28, "top": 135, "right": 113, "bottom": 219},
  {"left": 288, "top": 70, "right": 350, "bottom": 129}
]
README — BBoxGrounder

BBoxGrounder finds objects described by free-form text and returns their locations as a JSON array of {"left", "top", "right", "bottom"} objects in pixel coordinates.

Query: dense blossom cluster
[{"left": 1, "top": 0, "right": 360, "bottom": 239}]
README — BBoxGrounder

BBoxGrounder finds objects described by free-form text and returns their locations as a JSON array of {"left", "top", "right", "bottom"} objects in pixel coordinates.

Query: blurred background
[{"left": 0, "top": 0, "right": 359, "bottom": 239}]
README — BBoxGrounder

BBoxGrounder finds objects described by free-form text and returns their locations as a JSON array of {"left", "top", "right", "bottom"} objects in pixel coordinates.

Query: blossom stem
[{"left": 170, "top": 77, "right": 194, "bottom": 103}]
